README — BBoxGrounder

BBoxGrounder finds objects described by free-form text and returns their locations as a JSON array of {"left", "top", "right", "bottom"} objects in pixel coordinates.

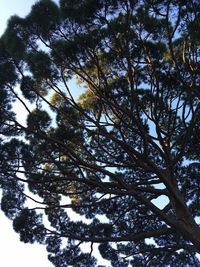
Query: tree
[{"left": 0, "top": 0, "right": 200, "bottom": 266}]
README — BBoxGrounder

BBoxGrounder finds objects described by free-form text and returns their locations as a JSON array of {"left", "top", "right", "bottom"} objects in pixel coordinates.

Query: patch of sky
[
  {"left": 151, "top": 194, "right": 169, "bottom": 210},
  {"left": 195, "top": 217, "right": 200, "bottom": 225},
  {"left": 153, "top": 183, "right": 166, "bottom": 189},
  {"left": 67, "top": 76, "right": 86, "bottom": 101}
]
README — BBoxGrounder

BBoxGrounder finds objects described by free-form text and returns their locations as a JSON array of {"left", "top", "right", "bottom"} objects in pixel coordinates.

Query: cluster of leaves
[{"left": 0, "top": 0, "right": 200, "bottom": 266}]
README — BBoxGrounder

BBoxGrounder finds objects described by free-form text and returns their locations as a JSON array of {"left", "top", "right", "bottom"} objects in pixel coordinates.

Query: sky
[{"left": 0, "top": 1, "right": 54, "bottom": 266}]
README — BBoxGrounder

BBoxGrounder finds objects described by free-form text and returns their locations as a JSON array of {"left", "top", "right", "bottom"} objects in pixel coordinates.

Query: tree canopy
[{"left": 0, "top": 0, "right": 200, "bottom": 266}]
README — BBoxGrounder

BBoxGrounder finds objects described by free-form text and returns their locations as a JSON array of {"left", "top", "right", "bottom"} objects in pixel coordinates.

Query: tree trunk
[{"left": 175, "top": 202, "right": 200, "bottom": 253}]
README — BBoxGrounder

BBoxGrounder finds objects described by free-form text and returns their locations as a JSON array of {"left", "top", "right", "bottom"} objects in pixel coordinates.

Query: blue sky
[{"left": 0, "top": 1, "right": 54, "bottom": 266}]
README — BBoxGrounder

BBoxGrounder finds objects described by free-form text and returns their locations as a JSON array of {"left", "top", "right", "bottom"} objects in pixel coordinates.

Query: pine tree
[{"left": 0, "top": 0, "right": 200, "bottom": 266}]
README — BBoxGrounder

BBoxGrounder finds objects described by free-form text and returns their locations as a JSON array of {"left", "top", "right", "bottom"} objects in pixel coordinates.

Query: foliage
[{"left": 0, "top": 0, "right": 200, "bottom": 266}]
